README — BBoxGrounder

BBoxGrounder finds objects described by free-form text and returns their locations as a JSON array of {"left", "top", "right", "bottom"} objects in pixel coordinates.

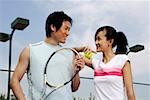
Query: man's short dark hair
[{"left": 45, "top": 11, "right": 73, "bottom": 37}]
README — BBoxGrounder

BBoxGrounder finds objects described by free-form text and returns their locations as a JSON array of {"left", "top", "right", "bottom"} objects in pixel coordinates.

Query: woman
[{"left": 75, "top": 26, "right": 136, "bottom": 100}]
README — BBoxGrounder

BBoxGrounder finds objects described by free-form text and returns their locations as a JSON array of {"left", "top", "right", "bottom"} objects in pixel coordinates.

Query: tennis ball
[{"left": 84, "top": 52, "right": 93, "bottom": 59}]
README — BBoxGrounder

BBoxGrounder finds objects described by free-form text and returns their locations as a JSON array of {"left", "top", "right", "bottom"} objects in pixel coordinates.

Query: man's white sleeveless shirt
[{"left": 27, "top": 41, "right": 74, "bottom": 100}]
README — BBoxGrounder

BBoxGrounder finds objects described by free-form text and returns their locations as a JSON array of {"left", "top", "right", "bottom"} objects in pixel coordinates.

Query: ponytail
[{"left": 115, "top": 32, "right": 128, "bottom": 54}]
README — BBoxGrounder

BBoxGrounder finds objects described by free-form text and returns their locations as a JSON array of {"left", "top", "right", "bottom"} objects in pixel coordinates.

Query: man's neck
[{"left": 44, "top": 37, "right": 59, "bottom": 46}]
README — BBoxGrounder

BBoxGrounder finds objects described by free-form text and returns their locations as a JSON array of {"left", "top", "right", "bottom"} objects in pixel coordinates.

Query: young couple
[{"left": 10, "top": 11, "right": 136, "bottom": 100}]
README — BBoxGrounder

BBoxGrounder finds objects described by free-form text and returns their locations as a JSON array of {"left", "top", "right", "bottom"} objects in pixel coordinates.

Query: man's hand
[{"left": 74, "top": 55, "right": 85, "bottom": 71}]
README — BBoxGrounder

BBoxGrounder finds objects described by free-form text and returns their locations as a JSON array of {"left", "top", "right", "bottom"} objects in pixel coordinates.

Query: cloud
[{"left": 25, "top": 0, "right": 150, "bottom": 77}]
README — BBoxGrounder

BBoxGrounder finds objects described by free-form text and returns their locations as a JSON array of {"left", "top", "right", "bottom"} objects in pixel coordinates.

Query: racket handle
[
  {"left": 77, "top": 66, "right": 81, "bottom": 70},
  {"left": 65, "top": 69, "right": 80, "bottom": 85},
  {"left": 75, "top": 66, "right": 81, "bottom": 73}
]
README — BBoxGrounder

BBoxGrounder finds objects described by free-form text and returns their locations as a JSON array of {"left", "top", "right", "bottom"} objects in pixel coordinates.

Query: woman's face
[{"left": 95, "top": 30, "right": 111, "bottom": 52}]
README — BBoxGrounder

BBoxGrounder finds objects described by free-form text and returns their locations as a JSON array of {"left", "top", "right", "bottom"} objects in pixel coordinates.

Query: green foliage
[
  {"left": 73, "top": 93, "right": 95, "bottom": 100},
  {"left": 0, "top": 93, "right": 94, "bottom": 100},
  {"left": 0, "top": 94, "right": 6, "bottom": 100},
  {"left": 0, "top": 94, "right": 16, "bottom": 100},
  {"left": 10, "top": 94, "right": 17, "bottom": 100}
]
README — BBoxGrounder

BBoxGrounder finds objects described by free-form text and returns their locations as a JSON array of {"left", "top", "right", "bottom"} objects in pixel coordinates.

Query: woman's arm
[{"left": 123, "top": 61, "right": 136, "bottom": 100}]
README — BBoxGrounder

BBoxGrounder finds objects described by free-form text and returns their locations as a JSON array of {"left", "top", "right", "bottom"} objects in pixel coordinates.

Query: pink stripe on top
[{"left": 94, "top": 67, "right": 122, "bottom": 76}]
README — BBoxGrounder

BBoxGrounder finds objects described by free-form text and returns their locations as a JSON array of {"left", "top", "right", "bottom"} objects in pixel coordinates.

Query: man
[{"left": 10, "top": 11, "right": 84, "bottom": 100}]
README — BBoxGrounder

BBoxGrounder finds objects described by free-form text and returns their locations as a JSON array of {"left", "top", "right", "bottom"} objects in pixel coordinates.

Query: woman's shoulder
[
  {"left": 93, "top": 52, "right": 102, "bottom": 59},
  {"left": 116, "top": 54, "right": 130, "bottom": 62}
]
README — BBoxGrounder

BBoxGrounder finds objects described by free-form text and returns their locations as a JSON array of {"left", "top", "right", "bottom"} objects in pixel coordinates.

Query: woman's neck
[{"left": 102, "top": 50, "right": 115, "bottom": 63}]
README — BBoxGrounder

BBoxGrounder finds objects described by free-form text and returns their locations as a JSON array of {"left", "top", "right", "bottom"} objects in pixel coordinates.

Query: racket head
[{"left": 44, "top": 48, "right": 80, "bottom": 88}]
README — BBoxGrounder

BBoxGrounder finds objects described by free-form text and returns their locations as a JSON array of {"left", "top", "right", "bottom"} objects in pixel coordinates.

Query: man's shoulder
[{"left": 29, "top": 41, "right": 44, "bottom": 47}]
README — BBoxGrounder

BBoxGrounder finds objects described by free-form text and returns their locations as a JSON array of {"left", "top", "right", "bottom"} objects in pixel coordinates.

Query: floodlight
[
  {"left": 0, "top": 32, "right": 10, "bottom": 42},
  {"left": 11, "top": 17, "right": 29, "bottom": 30},
  {"left": 0, "top": 17, "right": 29, "bottom": 100}
]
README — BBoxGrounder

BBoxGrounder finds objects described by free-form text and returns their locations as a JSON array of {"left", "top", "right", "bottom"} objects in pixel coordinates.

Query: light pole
[{"left": 0, "top": 17, "right": 29, "bottom": 100}]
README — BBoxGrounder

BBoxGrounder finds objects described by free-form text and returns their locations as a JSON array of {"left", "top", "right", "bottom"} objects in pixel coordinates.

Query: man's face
[{"left": 53, "top": 21, "right": 71, "bottom": 44}]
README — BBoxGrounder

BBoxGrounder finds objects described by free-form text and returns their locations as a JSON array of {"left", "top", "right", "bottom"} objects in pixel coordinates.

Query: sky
[{"left": 0, "top": 0, "right": 150, "bottom": 99}]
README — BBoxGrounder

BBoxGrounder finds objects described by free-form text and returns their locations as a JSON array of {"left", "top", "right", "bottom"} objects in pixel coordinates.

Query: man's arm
[
  {"left": 71, "top": 56, "right": 85, "bottom": 92},
  {"left": 10, "top": 47, "right": 30, "bottom": 100},
  {"left": 73, "top": 47, "right": 93, "bottom": 68},
  {"left": 71, "top": 73, "right": 80, "bottom": 92}
]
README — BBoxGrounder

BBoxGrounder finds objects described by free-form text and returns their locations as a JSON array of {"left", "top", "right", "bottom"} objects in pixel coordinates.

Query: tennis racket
[{"left": 40, "top": 48, "right": 81, "bottom": 100}]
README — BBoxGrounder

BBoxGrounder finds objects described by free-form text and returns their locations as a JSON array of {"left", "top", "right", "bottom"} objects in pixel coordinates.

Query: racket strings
[
  {"left": 41, "top": 48, "right": 81, "bottom": 99},
  {"left": 44, "top": 68, "right": 81, "bottom": 99}
]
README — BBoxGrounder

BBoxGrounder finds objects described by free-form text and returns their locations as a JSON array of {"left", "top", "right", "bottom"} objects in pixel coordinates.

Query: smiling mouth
[{"left": 96, "top": 44, "right": 101, "bottom": 48}]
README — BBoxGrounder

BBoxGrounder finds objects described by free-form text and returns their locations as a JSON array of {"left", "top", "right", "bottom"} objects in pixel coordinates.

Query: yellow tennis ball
[{"left": 84, "top": 52, "right": 93, "bottom": 59}]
